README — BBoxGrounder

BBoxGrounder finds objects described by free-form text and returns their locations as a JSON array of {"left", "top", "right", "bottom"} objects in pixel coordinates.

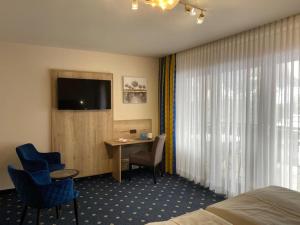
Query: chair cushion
[
  {"left": 130, "top": 151, "right": 153, "bottom": 167},
  {"left": 30, "top": 170, "right": 52, "bottom": 185},
  {"left": 49, "top": 163, "right": 65, "bottom": 172}
]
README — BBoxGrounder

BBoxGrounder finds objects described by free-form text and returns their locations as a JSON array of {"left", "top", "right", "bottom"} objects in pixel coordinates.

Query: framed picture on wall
[{"left": 123, "top": 77, "right": 147, "bottom": 104}]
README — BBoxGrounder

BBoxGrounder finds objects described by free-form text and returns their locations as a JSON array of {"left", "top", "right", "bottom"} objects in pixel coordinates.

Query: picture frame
[{"left": 123, "top": 77, "right": 147, "bottom": 104}]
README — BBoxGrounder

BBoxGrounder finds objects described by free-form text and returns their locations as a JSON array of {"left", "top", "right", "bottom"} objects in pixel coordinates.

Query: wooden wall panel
[
  {"left": 113, "top": 119, "right": 152, "bottom": 139},
  {"left": 51, "top": 69, "right": 113, "bottom": 177}
]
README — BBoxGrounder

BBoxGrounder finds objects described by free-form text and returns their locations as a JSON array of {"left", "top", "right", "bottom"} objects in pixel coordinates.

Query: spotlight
[
  {"left": 190, "top": 7, "right": 196, "bottom": 16},
  {"left": 185, "top": 5, "right": 196, "bottom": 16},
  {"left": 197, "top": 11, "right": 205, "bottom": 24},
  {"left": 132, "top": 0, "right": 138, "bottom": 10},
  {"left": 185, "top": 4, "right": 191, "bottom": 14}
]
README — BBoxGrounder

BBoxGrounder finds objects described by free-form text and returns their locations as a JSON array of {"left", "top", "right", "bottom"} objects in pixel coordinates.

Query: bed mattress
[{"left": 146, "top": 186, "right": 300, "bottom": 225}]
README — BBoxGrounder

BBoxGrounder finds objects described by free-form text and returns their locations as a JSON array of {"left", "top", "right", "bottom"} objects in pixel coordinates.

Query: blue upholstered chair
[
  {"left": 8, "top": 165, "right": 79, "bottom": 225},
  {"left": 16, "top": 143, "right": 65, "bottom": 172}
]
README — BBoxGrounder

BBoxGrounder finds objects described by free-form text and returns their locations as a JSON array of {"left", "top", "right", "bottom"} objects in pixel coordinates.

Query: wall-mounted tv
[{"left": 57, "top": 78, "right": 111, "bottom": 110}]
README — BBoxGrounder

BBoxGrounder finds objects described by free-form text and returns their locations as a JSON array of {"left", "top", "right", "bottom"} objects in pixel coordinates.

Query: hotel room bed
[{"left": 147, "top": 186, "right": 300, "bottom": 225}]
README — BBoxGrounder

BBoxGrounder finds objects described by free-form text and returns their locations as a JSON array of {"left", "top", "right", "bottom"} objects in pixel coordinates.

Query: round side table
[{"left": 50, "top": 169, "right": 79, "bottom": 180}]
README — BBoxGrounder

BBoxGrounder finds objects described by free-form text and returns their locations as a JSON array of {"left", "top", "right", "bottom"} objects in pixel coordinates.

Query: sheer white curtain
[{"left": 176, "top": 15, "right": 300, "bottom": 197}]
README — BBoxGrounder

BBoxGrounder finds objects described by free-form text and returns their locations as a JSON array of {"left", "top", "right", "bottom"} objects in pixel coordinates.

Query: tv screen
[{"left": 57, "top": 78, "right": 111, "bottom": 110}]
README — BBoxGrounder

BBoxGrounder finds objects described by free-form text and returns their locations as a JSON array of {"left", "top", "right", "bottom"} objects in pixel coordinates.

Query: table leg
[{"left": 112, "top": 145, "right": 122, "bottom": 182}]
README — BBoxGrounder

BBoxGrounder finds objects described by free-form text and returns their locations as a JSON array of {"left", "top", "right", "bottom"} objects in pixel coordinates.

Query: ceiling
[{"left": 0, "top": 0, "right": 299, "bottom": 57}]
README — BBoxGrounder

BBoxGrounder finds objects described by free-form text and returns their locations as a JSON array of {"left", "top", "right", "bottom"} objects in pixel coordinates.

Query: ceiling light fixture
[
  {"left": 144, "top": 0, "right": 179, "bottom": 10},
  {"left": 197, "top": 10, "right": 205, "bottom": 24},
  {"left": 132, "top": 0, "right": 138, "bottom": 10},
  {"left": 185, "top": 5, "right": 196, "bottom": 16},
  {"left": 190, "top": 7, "right": 196, "bottom": 16},
  {"left": 184, "top": 4, "right": 191, "bottom": 13},
  {"left": 131, "top": 0, "right": 206, "bottom": 24}
]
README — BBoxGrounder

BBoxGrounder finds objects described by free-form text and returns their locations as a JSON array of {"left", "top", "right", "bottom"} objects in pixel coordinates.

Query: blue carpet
[{"left": 0, "top": 169, "right": 225, "bottom": 225}]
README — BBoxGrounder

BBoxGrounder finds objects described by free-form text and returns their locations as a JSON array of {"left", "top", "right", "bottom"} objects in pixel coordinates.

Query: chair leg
[
  {"left": 128, "top": 163, "right": 132, "bottom": 181},
  {"left": 160, "top": 162, "right": 164, "bottom": 177},
  {"left": 36, "top": 209, "right": 40, "bottom": 225},
  {"left": 19, "top": 205, "right": 27, "bottom": 225},
  {"left": 55, "top": 206, "right": 59, "bottom": 219},
  {"left": 74, "top": 199, "right": 79, "bottom": 225},
  {"left": 153, "top": 166, "right": 157, "bottom": 184}
]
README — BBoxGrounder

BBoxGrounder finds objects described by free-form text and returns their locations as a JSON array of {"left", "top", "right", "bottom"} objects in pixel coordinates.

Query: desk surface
[{"left": 105, "top": 139, "right": 153, "bottom": 147}]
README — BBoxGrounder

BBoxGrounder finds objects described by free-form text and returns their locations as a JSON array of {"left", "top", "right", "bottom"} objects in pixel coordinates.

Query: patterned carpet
[{"left": 0, "top": 169, "right": 225, "bottom": 225}]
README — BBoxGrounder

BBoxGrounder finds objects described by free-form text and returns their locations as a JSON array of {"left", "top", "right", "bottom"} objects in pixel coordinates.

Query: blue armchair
[
  {"left": 16, "top": 143, "right": 65, "bottom": 172},
  {"left": 8, "top": 165, "right": 79, "bottom": 225}
]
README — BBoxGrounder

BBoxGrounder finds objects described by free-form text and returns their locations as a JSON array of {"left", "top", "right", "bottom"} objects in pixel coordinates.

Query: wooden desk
[{"left": 105, "top": 139, "right": 153, "bottom": 182}]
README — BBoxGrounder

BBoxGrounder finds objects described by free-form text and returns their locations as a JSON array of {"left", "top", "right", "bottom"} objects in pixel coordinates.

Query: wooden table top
[
  {"left": 104, "top": 138, "right": 153, "bottom": 147},
  {"left": 50, "top": 169, "right": 79, "bottom": 180}
]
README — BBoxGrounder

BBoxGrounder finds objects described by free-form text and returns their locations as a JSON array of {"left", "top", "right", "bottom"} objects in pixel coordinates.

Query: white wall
[{"left": 0, "top": 42, "right": 159, "bottom": 190}]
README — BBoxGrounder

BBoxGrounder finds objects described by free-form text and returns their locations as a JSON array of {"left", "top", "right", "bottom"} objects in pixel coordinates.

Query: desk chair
[
  {"left": 129, "top": 134, "right": 166, "bottom": 184},
  {"left": 7, "top": 165, "right": 79, "bottom": 225},
  {"left": 16, "top": 143, "right": 65, "bottom": 172}
]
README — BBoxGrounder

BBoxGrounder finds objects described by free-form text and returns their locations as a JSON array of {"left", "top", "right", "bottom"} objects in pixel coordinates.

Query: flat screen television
[{"left": 57, "top": 78, "right": 111, "bottom": 110}]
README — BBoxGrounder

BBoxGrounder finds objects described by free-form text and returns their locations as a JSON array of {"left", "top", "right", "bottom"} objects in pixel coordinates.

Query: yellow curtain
[{"left": 159, "top": 54, "right": 176, "bottom": 174}]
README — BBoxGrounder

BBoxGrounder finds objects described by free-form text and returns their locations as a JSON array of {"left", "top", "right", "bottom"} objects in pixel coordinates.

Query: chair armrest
[
  {"left": 21, "top": 159, "right": 49, "bottom": 172},
  {"left": 38, "top": 179, "right": 76, "bottom": 208},
  {"left": 30, "top": 170, "right": 52, "bottom": 185},
  {"left": 40, "top": 152, "right": 61, "bottom": 164}
]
